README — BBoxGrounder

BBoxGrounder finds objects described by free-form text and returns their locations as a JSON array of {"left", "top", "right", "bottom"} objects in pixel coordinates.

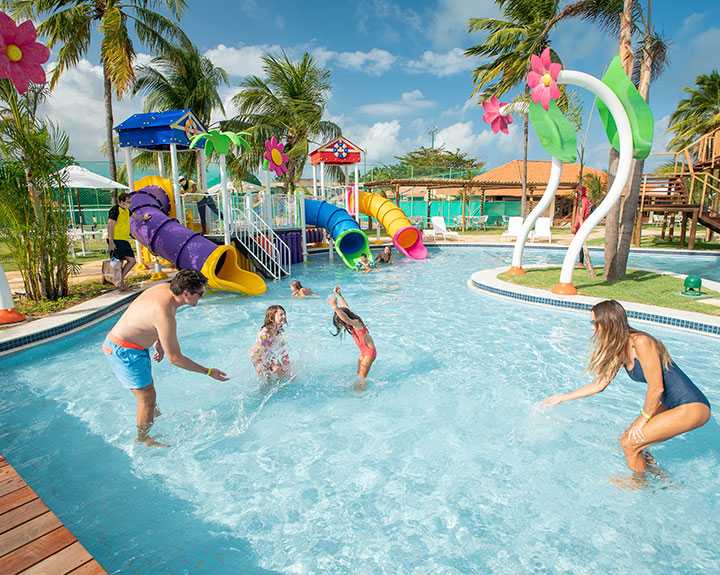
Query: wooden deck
[{"left": 0, "top": 455, "right": 106, "bottom": 575}]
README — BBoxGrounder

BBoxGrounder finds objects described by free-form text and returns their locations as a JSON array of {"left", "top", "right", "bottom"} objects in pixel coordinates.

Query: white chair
[
  {"left": 425, "top": 216, "right": 460, "bottom": 240},
  {"left": 530, "top": 217, "right": 552, "bottom": 243},
  {"left": 476, "top": 215, "right": 488, "bottom": 230},
  {"left": 500, "top": 216, "right": 523, "bottom": 240}
]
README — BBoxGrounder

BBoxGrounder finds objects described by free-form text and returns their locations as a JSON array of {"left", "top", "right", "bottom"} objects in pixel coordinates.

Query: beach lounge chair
[
  {"left": 500, "top": 216, "right": 523, "bottom": 240},
  {"left": 424, "top": 216, "right": 460, "bottom": 241},
  {"left": 530, "top": 217, "right": 552, "bottom": 243}
]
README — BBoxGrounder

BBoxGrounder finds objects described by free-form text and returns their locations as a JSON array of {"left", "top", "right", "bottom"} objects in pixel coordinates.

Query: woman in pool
[
  {"left": 355, "top": 254, "right": 374, "bottom": 273},
  {"left": 249, "top": 305, "right": 291, "bottom": 383},
  {"left": 290, "top": 280, "right": 313, "bottom": 298},
  {"left": 542, "top": 300, "right": 711, "bottom": 474},
  {"left": 328, "top": 286, "right": 376, "bottom": 389}
]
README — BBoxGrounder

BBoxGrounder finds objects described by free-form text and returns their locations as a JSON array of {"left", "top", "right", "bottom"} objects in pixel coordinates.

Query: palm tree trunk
[
  {"left": 612, "top": 1, "right": 654, "bottom": 278},
  {"left": 103, "top": 63, "right": 118, "bottom": 203},
  {"left": 521, "top": 102, "right": 529, "bottom": 218},
  {"left": 604, "top": 0, "right": 634, "bottom": 280}
]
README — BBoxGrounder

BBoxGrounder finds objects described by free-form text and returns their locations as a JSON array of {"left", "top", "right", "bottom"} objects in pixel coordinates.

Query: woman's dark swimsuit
[{"left": 625, "top": 360, "right": 710, "bottom": 410}]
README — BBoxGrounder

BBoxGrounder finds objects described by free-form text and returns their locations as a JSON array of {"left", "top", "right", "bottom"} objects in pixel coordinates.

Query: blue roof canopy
[{"left": 114, "top": 109, "right": 206, "bottom": 151}]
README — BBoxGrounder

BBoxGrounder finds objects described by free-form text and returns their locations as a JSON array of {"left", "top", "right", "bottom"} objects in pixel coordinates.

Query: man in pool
[{"left": 102, "top": 269, "right": 229, "bottom": 446}]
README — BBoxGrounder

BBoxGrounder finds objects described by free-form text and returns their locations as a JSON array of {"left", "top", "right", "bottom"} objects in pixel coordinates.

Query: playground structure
[
  {"left": 632, "top": 126, "right": 720, "bottom": 248},
  {"left": 112, "top": 114, "right": 428, "bottom": 287}
]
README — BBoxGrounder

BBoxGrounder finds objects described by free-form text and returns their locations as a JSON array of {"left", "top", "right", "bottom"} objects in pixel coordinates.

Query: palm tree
[
  {"left": 9, "top": 0, "right": 188, "bottom": 185},
  {"left": 668, "top": 71, "right": 720, "bottom": 152},
  {"left": 464, "top": 0, "right": 622, "bottom": 217},
  {"left": 133, "top": 37, "right": 228, "bottom": 178},
  {"left": 227, "top": 52, "right": 341, "bottom": 193}
]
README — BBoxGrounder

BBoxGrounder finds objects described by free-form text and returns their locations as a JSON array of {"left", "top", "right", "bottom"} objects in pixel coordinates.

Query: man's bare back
[{"left": 109, "top": 283, "right": 177, "bottom": 349}]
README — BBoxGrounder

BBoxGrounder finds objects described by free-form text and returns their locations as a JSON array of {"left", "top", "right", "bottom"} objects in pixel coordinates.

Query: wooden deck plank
[
  {"left": 0, "top": 487, "right": 38, "bottom": 516},
  {"left": 0, "top": 512, "right": 65, "bottom": 557},
  {"left": 19, "top": 541, "right": 94, "bottom": 575},
  {"left": 0, "top": 526, "right": 75, "bottom": 575},
  {"left": 0, "top": 499, "right": 49, "bottom": 535},
  {"left": 0, "top": 466, "right": 13, "bottom": 479},
  {"left": 0, "top": 476, "right": 26, "bottom": 498},
  {"left": 68, "top": 559, "right": 107, "bottom": 575}
]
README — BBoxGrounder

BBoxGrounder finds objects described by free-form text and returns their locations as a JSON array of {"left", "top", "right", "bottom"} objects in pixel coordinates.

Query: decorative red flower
[
  {"left": 527, "top": 48, "right": 561, "bottom": 111},
  {"left": 482, "top": 95, "right": 513, "bottom": 135},
  {"left": 0, "top": 11, "right": 50, "bottom": 95},
  {"left": 263, "top": 136, "right": 289, "bottom": 177}
]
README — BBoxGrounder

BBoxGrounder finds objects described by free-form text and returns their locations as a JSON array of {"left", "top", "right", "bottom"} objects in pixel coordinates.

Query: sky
[{"left": 36, "top": 0, "right": 720, "bottom": 174}]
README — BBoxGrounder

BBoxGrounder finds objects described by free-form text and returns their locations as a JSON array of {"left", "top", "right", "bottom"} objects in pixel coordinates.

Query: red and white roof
[{"left": 309, "top": 136, "right": 363, "bottom": 165}]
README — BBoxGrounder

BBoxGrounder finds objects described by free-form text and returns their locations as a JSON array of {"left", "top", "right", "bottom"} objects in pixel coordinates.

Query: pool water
[{"left": 2, "top": 247, "right": 719, "bottom": 574}]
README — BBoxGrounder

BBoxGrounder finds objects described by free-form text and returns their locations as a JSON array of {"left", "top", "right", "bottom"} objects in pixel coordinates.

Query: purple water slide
[{"left": 129, "top": 186, "right": 216, "bottom": 271}]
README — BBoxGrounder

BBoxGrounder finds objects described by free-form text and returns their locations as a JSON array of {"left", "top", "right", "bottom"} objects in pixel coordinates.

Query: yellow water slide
[{"left": 357, "top": 191, "right": 428, "bottom": 259}]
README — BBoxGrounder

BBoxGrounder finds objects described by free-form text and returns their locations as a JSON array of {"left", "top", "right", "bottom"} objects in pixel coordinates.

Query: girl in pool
[
  {"left": 328, "top": 286, "right": 376, "bottom": 390},
  {"left": 250, "top": 305, "right": 291, "bottom": 383},
  {"left": 290, "top": 280, "right": 313, "bottom": 298},
  {"left": 376, "top": 246, "right": 392, "bottom": 265},
  {"left": 541, "top": 300, "right": 711, "bottom": 475}
]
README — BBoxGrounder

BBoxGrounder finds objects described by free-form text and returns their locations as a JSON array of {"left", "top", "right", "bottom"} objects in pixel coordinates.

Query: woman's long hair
[
  {"left": 589, "top": 300, "right": 671, "bottom": 382},
  {"left": 332, "top": 307, "right": 363, "bottom": 337},
  {"left": 262, "top": 305, "right": 286, "bottom": 333}
]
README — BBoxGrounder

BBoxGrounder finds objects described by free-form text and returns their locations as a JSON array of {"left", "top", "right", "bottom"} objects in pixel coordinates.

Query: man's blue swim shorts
[{"left": 102, "top": 333, "right": 153, "bottom": 390}]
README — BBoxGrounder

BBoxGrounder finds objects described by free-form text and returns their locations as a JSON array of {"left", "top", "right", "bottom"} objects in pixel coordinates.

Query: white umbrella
[{"left": 57, "top": 165, "right": 129, "bottom": 189}]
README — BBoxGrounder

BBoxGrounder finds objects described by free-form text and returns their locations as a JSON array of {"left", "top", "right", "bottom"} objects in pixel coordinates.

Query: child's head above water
[
  {"left": 290, "top": 280, "right": 302, "bottom": 291},
  {"left": 332, "top": 307, "right": 363, "bottom": 336},
  {"left": 263, "top": 304, "right": 287, "bottom": 331}
]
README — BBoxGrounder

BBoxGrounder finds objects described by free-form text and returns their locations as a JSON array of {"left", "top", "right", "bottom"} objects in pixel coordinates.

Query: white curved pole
[
  {"left": 0, "top": 264, "right": 14, "bottom": 310},
  {"left": 554, "top": 70, "right": 633, "bottom": 290},
  {"left": 511, "top": 156, "right": 562, "bottom": 269}
]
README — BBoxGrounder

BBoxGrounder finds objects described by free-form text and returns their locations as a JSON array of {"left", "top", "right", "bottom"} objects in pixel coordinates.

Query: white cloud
[
  {"left": 428, "top": 0, "right": 499, "bottom": 50},
  {"left": 204, "top": 44, "right": 283, "bottom": 77},
  {"left": 312, "top": 47, "right": 396, "bottom": 76},
  {"left": 359, "top": 90, "right": 435, "bottom": 116},
  {"left": 41, "top": 59, "right": 144, "bottom": 160},
  {"left": 406, "top": 48, "right": 475, "bottom": 77},
  {"left": 352, "top": 120, "right": 404, "bottom": 163},
  {"left": 436, "top": 121, "right": 493, "bottom": 156}
]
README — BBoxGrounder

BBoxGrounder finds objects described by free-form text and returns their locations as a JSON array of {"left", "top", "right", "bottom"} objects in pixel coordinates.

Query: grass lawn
[
  {"left": 498, "top": 267, "right": 720, "bottom": 317},
  {"left": 13, "top": 273, "right": 151, "bottom": 318},
  {"left": 587, "top": 228, "right": 720, "bottom": 251}
]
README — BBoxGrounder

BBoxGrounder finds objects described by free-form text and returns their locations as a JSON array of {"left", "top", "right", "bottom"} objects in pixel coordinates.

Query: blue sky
[{"left": 40, "top": 0, "right": 720, "bottom": 173}]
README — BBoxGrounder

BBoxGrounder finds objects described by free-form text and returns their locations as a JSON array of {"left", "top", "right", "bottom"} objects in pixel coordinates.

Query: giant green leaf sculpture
[
  {"left": 596, "top": 56, "right": 653, "bottom": 160},
  {"left": 529, "top": 100, "right": 577, "bottom": 163}
]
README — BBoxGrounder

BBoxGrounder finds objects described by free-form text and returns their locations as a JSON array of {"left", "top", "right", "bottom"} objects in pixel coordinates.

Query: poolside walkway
[{"left": 0, "top": 455, "right": 106, "bottom": 574}]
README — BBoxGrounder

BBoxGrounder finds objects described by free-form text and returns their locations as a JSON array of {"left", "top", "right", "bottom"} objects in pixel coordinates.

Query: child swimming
[
  {"left": 290, "top": 280, "right": 313, "bottom": 298},
  {"left": 328, "top": 286, "right": 376, "bottom": 390},
  {"left": 249, "top": 305, "right": 291, "bottom": 383},
  {"left": 355, "top": 254, "right": 374, "bottom": 273}
]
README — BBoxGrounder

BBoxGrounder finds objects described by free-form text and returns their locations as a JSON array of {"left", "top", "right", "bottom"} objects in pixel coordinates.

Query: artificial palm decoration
[
  {"left": 668, "top": 71, "right": 720, "bottom": 152},
  {"left": 8, "top": 0, "right": 188, "bottom": 182},
  {"left": 226, "top": 51, "right": 341, "bottom": 192},
  {"left": 189, "top": 129, "right": 251, "bottom": 160}
]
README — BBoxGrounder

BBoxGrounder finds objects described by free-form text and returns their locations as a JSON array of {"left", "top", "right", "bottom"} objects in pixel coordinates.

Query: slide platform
[
  {"left": 357, "top": 191, "right": 427, "bottom": 259},
  {"left": 304, "top": 199, "right": 370, "bottom": 269},
  {"left": 130, "top": 182, "right": 266, "bottom": 295}
]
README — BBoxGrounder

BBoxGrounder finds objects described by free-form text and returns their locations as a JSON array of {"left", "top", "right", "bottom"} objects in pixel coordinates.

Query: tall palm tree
[
  {"left": 227, "top": 52, "right": 341, "bottom": 193},
  {"left": 9, "top": 0, "right": 188, "bottom": 185},
  {"left": 133, "top": 37, "right": 228, "bottom": 178},
  {"left": 465, "top": 0, "right": 622, "bottom": 217},
  {"left": 668, "top": 71, "right": 720, "bottom": 152}
]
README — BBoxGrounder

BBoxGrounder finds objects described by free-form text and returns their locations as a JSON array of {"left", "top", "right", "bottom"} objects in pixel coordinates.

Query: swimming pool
[{"left": 2, "top": 247, "right": 719, "bottom": 573}]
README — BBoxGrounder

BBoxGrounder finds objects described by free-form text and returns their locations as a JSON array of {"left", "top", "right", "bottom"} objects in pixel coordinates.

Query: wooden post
[
  {"left": 680, "top": 212, "right": 688, "bottom": 248},
  {"left": 668, "top": 213, "right": 676, "bottom": 242},
  {"left": 688, "top": 208, "right": 699, "bottom": 250}
]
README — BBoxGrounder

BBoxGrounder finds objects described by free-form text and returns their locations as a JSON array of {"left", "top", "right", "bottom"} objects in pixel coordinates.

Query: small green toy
[{"left": 682, "top": 275, "right": 703, "bottom": 297}]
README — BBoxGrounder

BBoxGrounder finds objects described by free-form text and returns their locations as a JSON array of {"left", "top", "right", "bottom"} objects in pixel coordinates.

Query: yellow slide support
[
  {"left": 132, "top": 175, "right": 266, "bottom": 295},
  {"left": 357, "top": 191, "right": 428, "bottom": 259}
]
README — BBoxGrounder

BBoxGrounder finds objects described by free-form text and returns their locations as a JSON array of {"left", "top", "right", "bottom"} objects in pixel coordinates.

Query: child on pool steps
[{"left": 328, "top": 286, "right": 376, "bottom": 390}]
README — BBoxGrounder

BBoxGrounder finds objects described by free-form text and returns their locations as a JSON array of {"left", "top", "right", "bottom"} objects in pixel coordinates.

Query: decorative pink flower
[
  {"left": 527, "top": 47, "right": 561, "bottom": 111},
  {"left": 263, "top": 136, "right": 289, "bottom": 177},
  {"left": 482, "top": 95, "right": 513, "bottom": 135},
  {"left": 0, "top": 11, "right": 50, "bottom": 95}
]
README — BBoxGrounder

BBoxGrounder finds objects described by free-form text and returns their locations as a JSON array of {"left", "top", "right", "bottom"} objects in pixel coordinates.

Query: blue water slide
[{"left": 304, "top": 199, "right": 370, "bottom": 269}]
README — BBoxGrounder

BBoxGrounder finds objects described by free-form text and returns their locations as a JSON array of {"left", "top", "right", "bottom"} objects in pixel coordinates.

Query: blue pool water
[{"left": 2, "top": 247, "right": 719, "bottom": 574}]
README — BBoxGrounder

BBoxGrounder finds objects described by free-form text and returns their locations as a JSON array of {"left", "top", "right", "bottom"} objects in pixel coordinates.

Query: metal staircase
[{"left": 231, "top": 197, "right": 291, "bottom": 280}]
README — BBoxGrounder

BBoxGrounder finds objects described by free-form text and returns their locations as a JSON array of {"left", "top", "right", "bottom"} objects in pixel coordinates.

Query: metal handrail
[{"left": 231, "top": 199, "right": 291, "bottom": 280}]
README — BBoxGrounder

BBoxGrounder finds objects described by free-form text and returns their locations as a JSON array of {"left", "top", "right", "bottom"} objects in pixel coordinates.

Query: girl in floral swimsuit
[
  {"left": 250, "top": 305, "right": 291, "bottom": 383},
  {"left": 328, "top": 286, "right": 376, "bottom": 390}
]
